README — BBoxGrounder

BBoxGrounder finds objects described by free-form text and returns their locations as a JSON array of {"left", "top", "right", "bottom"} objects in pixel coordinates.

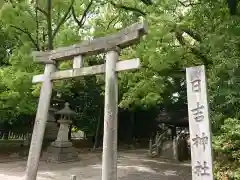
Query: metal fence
[{"left": 0, "top": 131, "right": 30, "bottom": 140}]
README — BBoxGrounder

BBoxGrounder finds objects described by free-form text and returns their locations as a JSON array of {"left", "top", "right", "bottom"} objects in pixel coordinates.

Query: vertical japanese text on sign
[
  {"left": 191, "top": 102, "right": 204, "bottom": 122},
  {"left": 186, "top": 65, "right": 214, "bottom": 180},
  {"left": 192, "top": 132, "right": 208, "bottom": 151},
  {"left": 194, "top": 161, "right": 210, "bottom": 177},
  {"left": 190, "top": 68, "right": 202, "bottom": 93}
]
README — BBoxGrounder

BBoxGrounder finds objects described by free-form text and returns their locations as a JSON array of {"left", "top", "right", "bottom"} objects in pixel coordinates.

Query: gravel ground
[{"left": 0, "top": 150, "right": 191, "bottom": 180}]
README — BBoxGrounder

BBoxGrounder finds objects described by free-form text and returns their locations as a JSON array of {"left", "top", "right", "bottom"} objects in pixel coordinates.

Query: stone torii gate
[{"left": 25, "top": 21, "right": 148, "bottom": 180}]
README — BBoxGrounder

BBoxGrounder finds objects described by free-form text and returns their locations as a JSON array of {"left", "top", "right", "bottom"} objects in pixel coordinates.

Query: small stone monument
[
  {"left": 44, "top": 107, "right": 58, "bottom": 142},
  {"left": 42, "top": 102, "right": 79, "bottom": 163}
]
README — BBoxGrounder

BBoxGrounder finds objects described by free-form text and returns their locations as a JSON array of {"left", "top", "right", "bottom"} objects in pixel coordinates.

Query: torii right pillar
[{"left": 102, "top": 47, "right": 119, "bottom": 180}]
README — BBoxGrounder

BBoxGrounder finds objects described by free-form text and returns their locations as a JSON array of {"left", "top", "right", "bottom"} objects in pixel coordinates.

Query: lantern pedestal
[{"left": 42, "top": 119, "right": 79, "bottom": 163}]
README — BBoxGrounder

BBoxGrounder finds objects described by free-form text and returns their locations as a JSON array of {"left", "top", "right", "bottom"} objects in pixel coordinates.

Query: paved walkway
[{"left": 0, "top": 150, "right": 191, "bottom": 180}]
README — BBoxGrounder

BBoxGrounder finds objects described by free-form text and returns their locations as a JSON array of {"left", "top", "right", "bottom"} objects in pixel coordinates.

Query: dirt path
[{"left": 0, "top": 150, "right": 191, "bottom": 180}]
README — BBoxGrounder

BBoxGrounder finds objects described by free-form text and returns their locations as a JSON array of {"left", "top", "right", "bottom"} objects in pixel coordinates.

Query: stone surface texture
[{"left": 160, "top": 140, "right": 175, "bottom": 159}]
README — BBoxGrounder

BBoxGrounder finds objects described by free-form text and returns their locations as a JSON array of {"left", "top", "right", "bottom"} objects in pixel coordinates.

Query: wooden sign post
[
  {"left": 25, "top": 21, "right": 147, "bottom": 180},
  {"left": 186, "top": 65, "right": 214, "bottom": 180}
]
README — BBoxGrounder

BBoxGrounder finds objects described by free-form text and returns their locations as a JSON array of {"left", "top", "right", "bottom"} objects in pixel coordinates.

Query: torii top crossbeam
[{"left": 33, "top": 21, "right": 148, "bottom": 63}]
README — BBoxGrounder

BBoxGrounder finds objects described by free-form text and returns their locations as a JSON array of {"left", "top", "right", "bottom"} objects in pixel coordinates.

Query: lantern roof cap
[{"left": 55, "top": 102, "right": 76, "bottom": 116}]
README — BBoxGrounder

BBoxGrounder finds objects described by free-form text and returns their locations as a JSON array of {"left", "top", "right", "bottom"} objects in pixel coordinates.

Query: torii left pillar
[{"left": 25, "top": 63, "right": 56, "bottom": 180}]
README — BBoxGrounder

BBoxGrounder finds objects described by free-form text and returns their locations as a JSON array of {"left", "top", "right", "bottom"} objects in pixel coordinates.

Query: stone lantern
[
  {"left": 51, "top": 102, "right": 75, "bottom": 147},
  {"left": 42, "top": 102, "right": 79, "bottom": 163}
]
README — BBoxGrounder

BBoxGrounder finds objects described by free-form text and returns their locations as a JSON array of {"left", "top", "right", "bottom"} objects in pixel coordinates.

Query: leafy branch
[
  {"left": 52, "top": 0, "right": 75, "bottom": 39},
  {"left": 106, "top": 16, "right": 119, "bottom": 30},
  {"left": 175, "top": 27, "right": 211, "bottom": 66},
  {"left": 177, "top": 0, "right": 200, "bottom": 7},
  {"left": 10, "top": 25, "right": 40, "bottom": 51},
  {"left": 4, "top": 0, "right": 15, "bottom": 7},
  {"left": 181, "top": 28, "right": 202, "bottom": 42},
  {"left": 36, "top": 6, "right": 48, "bottom": 16},
  {"left": 109, "top": 1, "right": 146, "bottom": 16},
  {"left": 139, "top": 0, "right": 153, "bottom": 6},
  {"left": 71, "top": 0, "right": 93, "bottom": 28}
]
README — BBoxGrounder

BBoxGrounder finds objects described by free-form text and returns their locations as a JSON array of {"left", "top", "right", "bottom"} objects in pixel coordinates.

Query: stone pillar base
[
  {"left": 42, "top": 142, "right": 79, "bottom": 163},
  {"left": 51, "top": 141, "right": 73, "bottom": 147},
  {"left": 159, "top": 140, "right": 175, "bottom": 160}
]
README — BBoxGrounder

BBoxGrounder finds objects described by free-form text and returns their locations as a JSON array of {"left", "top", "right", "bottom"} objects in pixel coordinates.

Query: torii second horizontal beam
[{"left": 32, "top": 58, "right": 140, "bottom": 83}]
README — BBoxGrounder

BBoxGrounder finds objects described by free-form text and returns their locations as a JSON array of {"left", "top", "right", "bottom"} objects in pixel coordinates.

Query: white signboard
[{"left": 186, "top": 65, "right": 213, "bottom": 180}]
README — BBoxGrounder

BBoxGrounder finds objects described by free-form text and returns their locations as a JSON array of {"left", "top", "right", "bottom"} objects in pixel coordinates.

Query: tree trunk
[
  {"left": 3, "top": 131, "right": 9, "bottom": 140},
  {"left": 128, "top": 111, "right": 134, "bottom": 148},
  {"left": 47, "top": 0, "right": 53, "bottom": 50},
  {"left": 171, "top": 126, "right": 176, "bottom": 139},
  {"left": 92, "top": 107, "right": 102, "bottom": 151},
  {"left": 68, "top": 124, "right": 72, "bottom": 141}
]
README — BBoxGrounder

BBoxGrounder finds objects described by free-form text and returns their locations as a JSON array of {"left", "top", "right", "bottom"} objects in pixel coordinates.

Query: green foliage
[
  {"left": 119, "top": 72, "right": 165, "bottom": 109},
  {"left": 0, "top": 42, "right": 38, "bottom": 119},
  {"left": 213, "top": 118, "right": 240, "bottom": 179}
]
